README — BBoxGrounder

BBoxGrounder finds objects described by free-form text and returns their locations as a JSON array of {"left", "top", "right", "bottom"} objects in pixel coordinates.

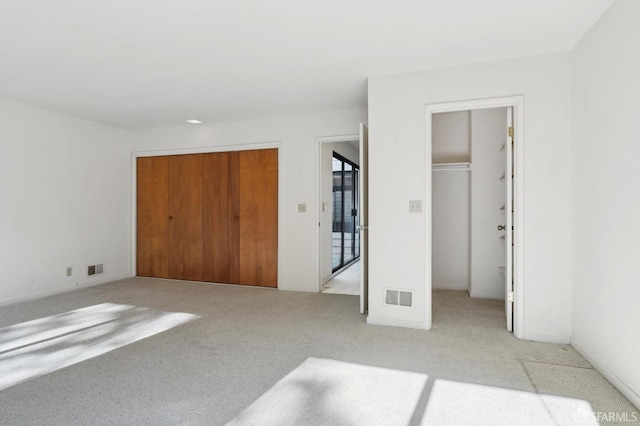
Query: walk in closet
[
  {"left": 136, "top": 148, "right": 278, "bottom": 287},
  {"left": 432, "top": 108, "right": 508, "bottom": 300}
]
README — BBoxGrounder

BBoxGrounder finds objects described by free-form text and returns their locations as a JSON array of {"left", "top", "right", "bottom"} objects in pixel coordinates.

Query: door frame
[
  {"left": 130, "top": 141, "right": 283, "bottom": 288},
  {"left": 424, "top": 96, "right": 524, "bottom": 339},
  {"left": 315, "top": 134, "right": 360, "bottom": 292}
]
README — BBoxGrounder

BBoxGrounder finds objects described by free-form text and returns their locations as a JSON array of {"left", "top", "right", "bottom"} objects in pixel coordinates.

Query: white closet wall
[
  {"left": 432, "top": 108, "right": 507, "bottom": 298},
  {"left": 470, "top": 108, "right": 508, "bottom": 299},
  {"left": 432, "top": 171, "right": 470, "bottom": 290},
  {"left": 432, "top": 111, "right": 470, "bottom": 291}
]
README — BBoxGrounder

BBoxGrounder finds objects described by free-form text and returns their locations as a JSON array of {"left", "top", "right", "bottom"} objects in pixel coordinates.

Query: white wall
[
  {"left": 432, "top": 170, "right": 469, "bottom": 291},
  {"left": 571, "top": 0, "right": 640, "bottom": 408},
  {"left": 133, "top": 108, "right": 366, "bottom": 292},
  {"left": 0, "top": 97, "right": 133, "bottom": 304},
  {"left": 368, "top": 53, "right": 572, "bottom": 340},
  {"left": 431, "top": 111, "right": 470, "bottom": 291},
  {"left": 470, "top": 108, "right": 507, "bottom": 300},
  {"left": 432, "top": 111, "right": 470, "bottom": 163},
  {"left": 320, "top": 142, "right": 359, "bottom": 284}
]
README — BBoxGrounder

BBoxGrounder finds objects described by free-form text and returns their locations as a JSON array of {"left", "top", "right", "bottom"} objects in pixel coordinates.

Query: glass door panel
[{"left": 332, "top": 153, "right": 360, "bottom": 272}]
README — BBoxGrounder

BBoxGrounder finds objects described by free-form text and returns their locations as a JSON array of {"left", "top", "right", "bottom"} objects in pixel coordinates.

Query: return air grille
[
  {"left": 385, "top": 289, "right": 413, "bottom": 307},
  {"left": 88, "top": 263, "right": 104, "bottom": 277}
]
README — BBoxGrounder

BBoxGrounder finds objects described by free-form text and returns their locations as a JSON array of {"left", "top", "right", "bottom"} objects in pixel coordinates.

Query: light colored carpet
[
  {"left": 0, "top": 281, "right": 636, "bottom": 425},
  {"left": 0, "top": 303, "right": 197, "bottom": 391}
]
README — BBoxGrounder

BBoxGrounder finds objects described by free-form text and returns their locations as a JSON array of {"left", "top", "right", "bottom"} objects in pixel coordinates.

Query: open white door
[
  {"left": 505, "top": 108, "right": 514, "bottom": 331},
  {"left": 359, "top": 123, "right": 369, "bottom": 314}
]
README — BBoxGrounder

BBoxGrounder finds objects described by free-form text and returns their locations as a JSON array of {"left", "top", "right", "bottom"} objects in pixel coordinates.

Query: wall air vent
[
  {"left": 88, "top": 263, "right": 104, "bottom": 277},
  {"left": 385, "top": 289, "right": 414, "bottom": 307}
]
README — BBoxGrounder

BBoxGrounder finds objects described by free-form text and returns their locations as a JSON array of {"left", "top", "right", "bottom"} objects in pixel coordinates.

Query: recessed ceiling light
[{"left": 185, "top": 119, "right": 204, "bottom": 124}]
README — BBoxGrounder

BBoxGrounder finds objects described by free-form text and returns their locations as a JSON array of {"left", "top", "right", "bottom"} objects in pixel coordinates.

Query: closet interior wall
[
  {"left": 432, "top": 111, "right": 471, "bottom": 292},
  {"left": 431, "top": 109, "right": 506, "bottom": 300}
]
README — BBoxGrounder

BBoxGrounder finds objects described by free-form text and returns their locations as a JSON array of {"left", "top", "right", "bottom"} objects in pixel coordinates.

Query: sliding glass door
[{"left": 332, "top": 153, "right": 360, "bottom": 272}]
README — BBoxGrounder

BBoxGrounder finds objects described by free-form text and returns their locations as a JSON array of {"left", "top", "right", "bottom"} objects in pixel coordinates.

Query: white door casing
[
  {"left": 424, "top": 96, "right": 524, "bottom": 337},
  {"left": 359, "top": 123, "right": 369, "bottom": 314},
  {"left": 505, "top": 107, "right": 514, "bottom": 332}
]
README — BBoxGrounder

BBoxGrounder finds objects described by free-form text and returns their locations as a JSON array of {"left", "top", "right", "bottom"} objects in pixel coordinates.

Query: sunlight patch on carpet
[
  {"left": 226, "top": 357, "right": 429, "bottom": 426},
  {"left": 227, "top": 358, "right": 598, "bottom": 426},
  {"left": 0, "top": 303, "right": 198, "bottom": 390}
]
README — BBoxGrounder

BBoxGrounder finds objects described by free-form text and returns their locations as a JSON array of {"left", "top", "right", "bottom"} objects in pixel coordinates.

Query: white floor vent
[
  {"left": 88, "top": 263, "right": 104, "bottom": 276},
  {"left": 385, "top": 289, "right": 413, "bottom": 307}
]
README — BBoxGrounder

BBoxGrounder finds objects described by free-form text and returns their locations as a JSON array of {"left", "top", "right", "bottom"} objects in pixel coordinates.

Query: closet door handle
[{"left": 497, "top": 225, "right": 505, "bottom": 231}]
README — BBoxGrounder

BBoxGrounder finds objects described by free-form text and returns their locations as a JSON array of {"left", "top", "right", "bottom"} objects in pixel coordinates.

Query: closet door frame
[
  {"left": 131, "top": 142, "right": 282, "bottom": 288},
  {"left": 424, "top": 96, "right": 524, "bottom": 339}
]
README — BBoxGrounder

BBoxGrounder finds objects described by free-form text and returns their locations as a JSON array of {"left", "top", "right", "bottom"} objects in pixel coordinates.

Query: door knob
[{"left": 497, "top": 225, "right": 505, "bottom": 231}]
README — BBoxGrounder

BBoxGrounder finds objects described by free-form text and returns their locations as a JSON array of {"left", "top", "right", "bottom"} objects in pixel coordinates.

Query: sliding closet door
[
  {"left": 203, "top": 151, "right": 240, "bottom": 283},
  {"left": 137, "top": 156, "right": 169, "bottom": 278},
  {"left": 168, "top": 154, "right": 203, "bottom": 281},
  {"left": 239, "top": 149, "right": 278, "bottom": 287}
]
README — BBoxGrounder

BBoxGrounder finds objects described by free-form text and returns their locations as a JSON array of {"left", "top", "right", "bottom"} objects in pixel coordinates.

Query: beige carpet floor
[{"left": 0, "top": 280, "right": 637, "bottom": 425}]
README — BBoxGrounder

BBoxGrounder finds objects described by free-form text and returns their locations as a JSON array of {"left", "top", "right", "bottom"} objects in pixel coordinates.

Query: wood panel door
[
  {"left": 239, "top": 149, "right": 278, "bottom": 287},
  {"left": 203, "top": 151, "right": 240, "bottom": 283},
  {"left": 137, "top": 156, "right": 169, "bottom": 278},
  {"left": 168, "top": 154, "right": 204, "bottom": 281}
]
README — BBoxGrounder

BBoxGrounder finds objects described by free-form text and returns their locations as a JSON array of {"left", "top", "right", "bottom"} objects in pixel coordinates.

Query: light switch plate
[
  {"left": 298, "top": 203, "right": 307, "bottom": 213},
  {"left": 409, "top": 200, "right": 422, "bottom": 213}
]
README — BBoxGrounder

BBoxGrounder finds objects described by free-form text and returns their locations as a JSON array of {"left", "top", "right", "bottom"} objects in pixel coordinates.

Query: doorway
[
  {"left": 316, "top": 125, "right": 369, "bottom": 313},
  {"left": 331, "top": 153, "right": 360, "bottom": 273},
  {"left": 318, "top": 140, "right": 361, "bottom": 295},
  {"left": 425, "top": 97, "right": 523, "bottom": 337}
]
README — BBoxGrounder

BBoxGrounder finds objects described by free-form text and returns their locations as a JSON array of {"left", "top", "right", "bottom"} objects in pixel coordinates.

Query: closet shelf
[{"left": 432, "top": 162, "right": 471, "bottom": 171}]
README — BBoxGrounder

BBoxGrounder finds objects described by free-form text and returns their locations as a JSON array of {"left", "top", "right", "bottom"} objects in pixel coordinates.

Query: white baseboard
[
  {"left": 0, "top": 274, "right": 135, "bottom": 307},
  {"left": 366, "top": 315, "right": 429, "bottom": 330},
  {"left": 520, "top": 330, "right": 571, "bottom": 344},
  {"left": 571, "top": 338, "right": 640, "bottom": 410}
]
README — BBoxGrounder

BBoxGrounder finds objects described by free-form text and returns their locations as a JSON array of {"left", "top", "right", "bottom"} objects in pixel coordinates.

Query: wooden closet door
[
  {"left": 137, "top": 156, "right": 169, "bottom": 278},
  {"left": 203, "top": 152, "right": 240, "bottom": 283},
  {"left": 239, "top": 149, "right": 278, "bottom": 287},
  {"left": 168, "top": 154, "right": 204, "bottom": 281}
]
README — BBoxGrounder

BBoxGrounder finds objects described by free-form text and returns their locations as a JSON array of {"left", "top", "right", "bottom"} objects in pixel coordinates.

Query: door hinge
[
  {"left": 508, "top": 126, "right": 514, "bottom": 138},
  {"left": 508, "top": 291, "right": 514, "bottom": 303}
]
